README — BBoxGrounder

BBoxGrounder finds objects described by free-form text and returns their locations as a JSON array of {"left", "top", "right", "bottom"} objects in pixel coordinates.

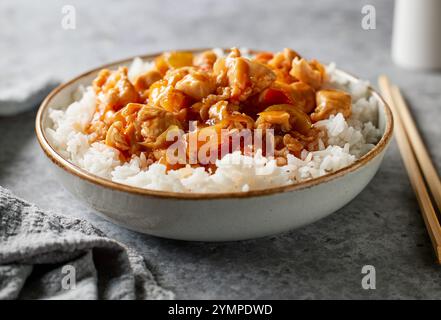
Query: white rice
[{"left": 46, "top": 58, "right": 382, "bottom": 193}]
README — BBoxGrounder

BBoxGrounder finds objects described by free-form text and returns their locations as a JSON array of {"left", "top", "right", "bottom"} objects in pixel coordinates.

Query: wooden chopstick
[
  {"left": 378, "top": 75, "right": 441, "bottom": 263},
  {"left": 390, "top": 86, "right": 441, "bottom": 213}
]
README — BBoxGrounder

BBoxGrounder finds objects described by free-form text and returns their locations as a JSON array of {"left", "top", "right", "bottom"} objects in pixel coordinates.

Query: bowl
[{"left": 35, "top": 51, "right": 394, "bottom": 241}]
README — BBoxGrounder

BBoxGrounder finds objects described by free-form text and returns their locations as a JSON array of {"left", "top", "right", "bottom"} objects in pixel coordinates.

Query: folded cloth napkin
[{"left": 0, "top": 186, "right": 174, "bottom": 300}]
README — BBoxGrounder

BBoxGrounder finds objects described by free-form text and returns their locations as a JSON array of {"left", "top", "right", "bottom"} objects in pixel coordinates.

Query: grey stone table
[{"left": 1, "top": 0, "right": 440, "bottom": 299}]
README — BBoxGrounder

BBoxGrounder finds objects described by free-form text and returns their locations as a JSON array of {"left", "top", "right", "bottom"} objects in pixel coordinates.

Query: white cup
[{"left": 392, "top": 0, "right": 441, "bottom": 70}]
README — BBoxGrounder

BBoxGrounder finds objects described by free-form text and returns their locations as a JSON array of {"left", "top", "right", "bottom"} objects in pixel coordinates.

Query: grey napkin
[{"left": 0, "top": 186, "right": 174, "bottom": 300}]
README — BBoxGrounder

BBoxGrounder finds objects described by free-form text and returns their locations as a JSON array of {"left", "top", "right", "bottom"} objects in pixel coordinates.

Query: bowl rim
[{"left": 35, "top": 49, "right": 394, "bottom": 200}]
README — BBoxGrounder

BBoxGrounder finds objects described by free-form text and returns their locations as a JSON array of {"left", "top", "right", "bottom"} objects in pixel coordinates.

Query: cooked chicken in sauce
[{"left": 86, "top": 48, "right": 352, "bottom": 169}]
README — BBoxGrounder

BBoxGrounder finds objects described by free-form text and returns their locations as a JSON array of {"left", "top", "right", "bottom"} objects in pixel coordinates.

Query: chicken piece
[
  {"left": 212, "top": 56, "right": 228, "bottom": 86},
  {"left": 226, "top": 55, "right": 276, "bottom": 101},
  {"left": 248, "top": 61, "right": 277, "bottom": 96},
  {"left": 213, "top": 47, "right": 276, "bottom": 101},
  {"left": 289, "top": 82, "right": 316, "bottom": 113},
  {"left": 203, "top": 101, "right": 251, "bottom": 132},
  {"left": 155, "top": 51, "right": 194, "bottom": 75},
  {"left": 89, "top": 67, "right": 141, "bottom": 143},
  {"left": 148, "top": 80, "right": 191, "bottom": 113},
  {"left": 257, "top": 82, "right": 316, "bottom": 114},
  {"left": 268, "top": 48, "right": 301, "bottom": 70},
  {"left": 104, "top": 104, "right": 150, "bottom": 154},
  {"left": 136, "top": 105, "right": 182, "bottom": 148},
  {"left": 93, "top": 69, "right": 112, "bottom": 93},
  {"left": 194, "top": 50, "right": 218, "bottom": 70},
  {"left": 267, "top": 48, "right": 301, "bottom": 84},
  {"left": 227, "top": 56, "right": 251, "bottom": 101},
  {"left": 86, "top": 119, "right": 108, "bottom": 143},
  {"left": 255, "top": 110, "right": 291, "bottom": 132},
  {"left": 112, "top": 103, "right": 143, "bottom": 133},
  {"left": 194, "top": 87, "right": 232, "bottom": 121},
  {"left": 311, "top": 89, "right": 352, "bottom": 122},
  {"left": 151, "top": 133, "right": 187, "bottom": 170},
  {"left": 227, "top": 47, "right": 242, "bottom": 59},
  {"left": 141, "top": 125, "right": 183, "bottom": 150},
  {"left": 133, "top": 69, "right": 162, "bottom": 100},
  {"left": 207, "top": 100, "right": 230, "bottom": 123},
  {"left": 163, "top": 67, "right": 192, "bottom": 86},
  {"left": 93, "top": 67, "right": 141, "bottom": 111},
  {"left": 255, "top": 104, "right": 312, "bottom": 134},
  {"left": 253, "top": 51, "right": 274, "bottom": 64},
  {"left": 119, "top": 102, "right": 143, "bottom": 122},
  {"left": 185, "top": 122, "right": 225, "bottom": 165},
  {"left": 212, "top": 48, "right": 241, "bottom": 83},
  {"left": 175, "top": 69, "right": 216, "bottom": 100},
  {"left": 283, "top": 133, "right": 304, "bottom": 156},
  {"left": 105, "top": 121, "right": 129, "bottom": 151},
  {"left": 289, "top": 58, "right": 326, "bottom": 89},
  {"left": 273, "top": 69, "right": 296, "bottom": 85}
]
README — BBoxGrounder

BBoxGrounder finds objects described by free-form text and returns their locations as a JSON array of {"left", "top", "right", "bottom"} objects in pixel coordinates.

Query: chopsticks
[
  {"left": 390, "top": 86, "right": 441, "bottom": 212},
  {"left": 378, "top": 75, "right": 441, "bottom": 263}
]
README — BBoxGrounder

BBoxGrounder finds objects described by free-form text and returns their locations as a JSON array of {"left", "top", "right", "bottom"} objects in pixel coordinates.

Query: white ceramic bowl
[{"left": 36, "top": 52, "right": 394, "bottom": 241}]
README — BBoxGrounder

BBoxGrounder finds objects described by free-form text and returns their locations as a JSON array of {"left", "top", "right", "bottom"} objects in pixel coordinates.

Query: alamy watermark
[
  {"left": 161, "top": 126, "right": 275, "bottom": 167},
  {"left": 361, "top": 5, "right": 376, "bottom": 30},
  {"left": 61, "top": 264, "right": 76, "bottom": 290},
  {"left": 61, "top": 5, "right": 76, "bottom": 30},
  {"left": 361, "top": 265, "right": 376, "bottom": 290}
]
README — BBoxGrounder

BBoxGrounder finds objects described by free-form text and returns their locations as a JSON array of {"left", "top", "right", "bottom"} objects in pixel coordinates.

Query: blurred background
[
  {"left": 1, "top": 0, "right": 393, "bottom": 97},
  {"left": 1, "top": 0, "right": 440, "bottom": 299}
]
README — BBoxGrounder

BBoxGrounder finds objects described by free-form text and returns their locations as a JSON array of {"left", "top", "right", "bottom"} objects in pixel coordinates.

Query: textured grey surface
[{"left": 1, "top": 0, "right": 441, "bottom": 299}]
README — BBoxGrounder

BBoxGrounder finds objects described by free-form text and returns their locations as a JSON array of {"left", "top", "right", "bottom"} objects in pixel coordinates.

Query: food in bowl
[
  {"left": 37, "top": 48, "right": 393, "bottom": 240},
  {"left": 46, "top": 48, "right": 381, "bottom": 193}
]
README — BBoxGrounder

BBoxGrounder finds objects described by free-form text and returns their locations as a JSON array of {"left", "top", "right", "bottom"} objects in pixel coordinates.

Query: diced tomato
[{"left": 259, "top": 87, "right": 292, "bottom": 106}]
